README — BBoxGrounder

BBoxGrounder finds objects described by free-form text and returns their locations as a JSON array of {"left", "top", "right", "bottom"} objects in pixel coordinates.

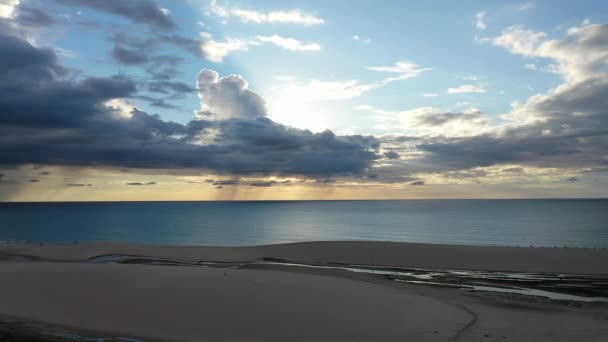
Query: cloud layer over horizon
[{"left": 0, "top": 0, "right": 607, "bottom": 199}]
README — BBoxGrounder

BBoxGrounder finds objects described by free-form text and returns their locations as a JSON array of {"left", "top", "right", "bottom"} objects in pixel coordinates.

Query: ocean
[{"left": 1, "top": 199, "right": 607, "bottom": 248}]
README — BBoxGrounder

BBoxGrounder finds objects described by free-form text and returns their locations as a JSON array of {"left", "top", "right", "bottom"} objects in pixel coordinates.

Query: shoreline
[
  {"left": 2, "top": 198, "right": 608, "bottom": 203},
  {"left": 1, "top": 241, "right": 607, "bottom": 341},
  {"left": 3, "top": 240, "right": 608, "bottom": 274}
]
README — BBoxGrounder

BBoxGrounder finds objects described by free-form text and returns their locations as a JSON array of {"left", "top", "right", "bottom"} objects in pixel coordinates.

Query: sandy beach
[{"left": 1, "top": 241, "right": 607, "bottom": 341}]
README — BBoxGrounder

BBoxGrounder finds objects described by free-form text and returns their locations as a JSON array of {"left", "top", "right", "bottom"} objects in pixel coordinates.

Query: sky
[{"left": 1, "top": 0, "right": 608, "bottom": 201}]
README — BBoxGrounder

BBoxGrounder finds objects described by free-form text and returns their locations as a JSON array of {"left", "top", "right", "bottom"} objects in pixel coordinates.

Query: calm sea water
[{"left": 1, "top": 200, "right": 607, "bottom": 248}]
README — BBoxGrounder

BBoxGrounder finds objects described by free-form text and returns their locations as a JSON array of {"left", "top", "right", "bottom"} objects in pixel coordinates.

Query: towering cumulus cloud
[
  {"left": 0, "top": 32, "right": 379, "bottom": 178},
  {"left": 196, "top": 70, "right": 267, "bottom": 120}
]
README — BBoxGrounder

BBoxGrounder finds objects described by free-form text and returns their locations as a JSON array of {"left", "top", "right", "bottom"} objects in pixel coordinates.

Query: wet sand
[{"left": 0, "top": 241, "right": 607, "bottom": 341}]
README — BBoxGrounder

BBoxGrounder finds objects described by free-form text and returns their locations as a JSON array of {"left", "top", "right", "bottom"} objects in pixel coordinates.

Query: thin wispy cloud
[
  {"left": 199, "top": 32, "right": 250, "bottom": 62},
  {"left": 207, "top": 0, "right": 324, "bottom": 25},
  {"left": 447, "top": 84, "right": 486, "bottom": 94},
  {"left": 256, "top": 35, "right": 320, "bottom": 51},
  {"left": 365, "top": 60, "right": 433, "bottom": 79},
  {"left": 353, "top": 34, "right": 371, "bottom": 44},
  {"left": 475, "top": 10, "right": 487, "bottom": 31}
]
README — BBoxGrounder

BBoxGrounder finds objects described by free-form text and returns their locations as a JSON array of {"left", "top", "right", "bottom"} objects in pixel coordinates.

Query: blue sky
[
  {"left": 45, "top": 0, "right": 603, "bottom": 132},
  {"left": 1, "top": 0, "right": 608, "bottom": 200}
]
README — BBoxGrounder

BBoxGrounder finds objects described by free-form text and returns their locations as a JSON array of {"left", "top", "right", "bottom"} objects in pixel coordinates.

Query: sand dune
[{"left": 0, "top": 241, "right": 607, "bottom": 341}]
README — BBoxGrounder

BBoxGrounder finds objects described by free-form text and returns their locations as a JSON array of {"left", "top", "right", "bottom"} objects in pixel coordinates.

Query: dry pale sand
[{"left": 0, "top": 241, "right": 607, "bottom": 341}]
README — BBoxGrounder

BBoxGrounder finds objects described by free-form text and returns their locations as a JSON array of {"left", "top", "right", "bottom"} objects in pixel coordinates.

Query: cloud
[
  {"left": 196, "top": 69, "right": 267, "bottom": 120},
  {"left": 111, "top": 45, "right": 149, "bottom": 65},
  {"left": 475, "top": 11, "right": 487, "bottom": 31},
  {"left": 126, "top": 182, "right": 157, "bottom": 186},
  {"left": 55, "top": 0, "right": 175, "bottom": 30},
  {"left": 423, "top": 93, "right": 439, "bottom": 97},
  {"left": 256, "top": 35, "right": 320, "bottom": 51},
  {"left": 197, "top": 33, "right": 321, "bottom": 62},
  {"left": 66, "top": 183, "right": 92, "bottom": 187},
  {"left": 13, "top": 5, "right": 56, "bottom": 27},
  {"left": 383, "top": 151, "right": 400, "bottom": 159},
  {"left": 365, "top": 60, "right": 433, "bottom": 79},
  {"left": 377, "top": 20, "right": 608, "bottom": 176},
  {"left": 198, "top": 32, "right": 250, "bottom": 62},
  {"left": 410, "top": 180, "right": 425, "bottom": 186},
  {"left": 208, "top": 0, "right": 323, "bottom": 25},
  {"left": 207, "top": 179, "right": 291, "bottom": 187},
  {"left": 353, "top": 35, "right": 371, "bottom": 44},
  {"left": 147, "top": 80, "right": 196, "bottom": 96},
  {"left": 269, "top": 79, "right": 385, "bottom": 103},
  {"left": 0, "top": 34, "right": 137, "bottom": 128},
  {"left": 0, "top": 35, "right": 380, "bottom": 178},
  {"left": 518, "top": 2, "right": 534, "bottom": 11},
  {"left": 269, "top": 60, "right": 432, "bottom": 119},
  {"left": 447, "top": 84, "right": 486, "bottom": 94},
  {"left": 485, "top": 23, "right": 608, "bottom": 82},
  {"left": 565, "top": 177, "right": 578, "bottom": 182},
  {"left": 0, "top": 0, "right": 19, "bottom": 18}
]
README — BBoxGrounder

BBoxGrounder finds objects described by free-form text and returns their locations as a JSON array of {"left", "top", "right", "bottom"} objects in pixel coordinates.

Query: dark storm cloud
[
  {"left": 0, "top": 34, "right": 137, "bottom": 128},
  {"left": 126, "top": 182, "right": 156, "bottom": 186},
  {"left": 111, "top": 46, "right": 149, "bottom": 65},
  {"left": 0, "top": 34, "right": 381, "bottom": 178},
  {"left": 206, "top": 179, "right": 291, "bottom": 187},
  {"left": 383, "top": 151, "right": 399, "bottom": 160},
  {"left": 211, "top": 179, "right": 239, "bottom": 186},
  {"left": 134, "top": 95, "right": 181, "bottom": 109},
  {"left": 106, "top": 32, "right": 194, "bottom": 108},
  {"left": 0, "top": 173, "right": 17, "bottom": 185},
  {"left": 248, "top": 181, "right": 289, "bottom": 187},
  {"left": 147, "top": 81, "right": 196, "bottom": 95},
  {"left": 412, "top": 77, "right": 608, "bottom": 173},
  {"left": 158, "top": 34, "right": 202, "bottom": 57},
  {"left": 146, "top": 67, "right": 179, "bottom": 81},
  {"left": 14, "top": 5, "right": 57, "bottom": 27},
  {"left": 111, "top": 31, "right": 231, "bottom": 64},
  {"left": 55, "top": 0, "right": 175, "bottom": 30},
  {"left": 413, "top": 111, "right": 485, "bottom": 127}
]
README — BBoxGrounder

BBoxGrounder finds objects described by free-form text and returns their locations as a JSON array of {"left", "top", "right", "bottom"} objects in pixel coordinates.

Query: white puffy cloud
[
  {"left": 447, "top": 84, "right": 486, "bottom": 94},
  {"left": 0, "top": 0, "right": 19, "bottom": 18},
  {"left": 487, "top": 22, "right": 608, "bottom": 82},
  {"left": 256, "top": 35, "right": 320, "bottom": 51},
  {"left": 196, "top": 69, "right": 267, "bottom": 120},
  {"left": 208, "top": 0, "right": 323, "bottom": 25}
]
